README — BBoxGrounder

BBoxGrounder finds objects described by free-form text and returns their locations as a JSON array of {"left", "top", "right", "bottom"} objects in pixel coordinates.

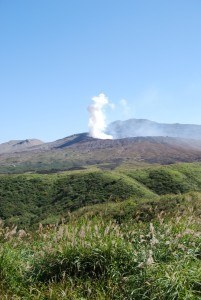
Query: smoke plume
[
  {"left": 120, "top": 99, "right": 131, "bottom": 117},
  {"left": 88, "top": 93, "right": 113, "bottom": 139}
]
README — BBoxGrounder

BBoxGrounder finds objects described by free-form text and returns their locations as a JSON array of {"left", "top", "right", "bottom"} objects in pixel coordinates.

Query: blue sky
[{"left": 1, "top": 0, "right": 201, "bottom": 142}]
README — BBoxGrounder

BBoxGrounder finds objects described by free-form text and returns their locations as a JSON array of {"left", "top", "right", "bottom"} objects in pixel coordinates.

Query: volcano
[
  {"left": 106, "top": 119, "right": 201, "bottom": 140},
  {"left": 1, "top": 119, "right": 201, "bottom": 173}
]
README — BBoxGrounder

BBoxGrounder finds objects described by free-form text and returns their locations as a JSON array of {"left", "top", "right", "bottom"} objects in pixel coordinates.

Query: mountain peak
[{"left": 106, "top": 118, "right": 201, "bottom": 140}]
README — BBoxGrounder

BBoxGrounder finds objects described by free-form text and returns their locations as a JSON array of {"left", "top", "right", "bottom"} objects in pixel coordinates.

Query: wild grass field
[
  {"left": 0, "top": 192, "right": 200, "bottom": 299},
  {"left": 0, "top": 163, "right": 200, "bottom": 299}
]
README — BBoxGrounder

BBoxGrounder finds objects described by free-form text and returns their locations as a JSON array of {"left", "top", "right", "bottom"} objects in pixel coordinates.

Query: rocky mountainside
[
  {"left": 2, "top": 119, "right": 201, "bottom": 173},
  {"left": 107, "top": 119, "right": 201, "bottom": 140},
  {"left": 1, "top": 134, "right": 201, "bottom": 173},
  {"left": 51, "top": 134, "right": 201, "bottom": 164}
]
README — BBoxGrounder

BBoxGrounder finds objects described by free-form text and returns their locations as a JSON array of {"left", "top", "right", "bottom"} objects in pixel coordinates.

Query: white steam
[
  {"left": 120, "top": 99, "right": 130, "bottom": 117},
  {"left": 88, "top": 93, "right": 113, "bottom": 139}
]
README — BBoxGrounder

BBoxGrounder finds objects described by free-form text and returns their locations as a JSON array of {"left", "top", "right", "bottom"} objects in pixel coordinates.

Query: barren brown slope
[
  {"left": 62, "top": 135, "right": 201, "bottom": 164},
  {"left": 1, "top": 135, "right": 201, "bottom": 173}
]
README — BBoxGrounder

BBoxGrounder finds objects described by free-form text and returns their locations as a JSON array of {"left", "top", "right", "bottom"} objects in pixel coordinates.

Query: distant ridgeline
[
  {"left": 107, "top": 119, "right": 201, "bottom": 140},
  {"left": 1, "top": 119, "right": 201, "bottom": 174}
]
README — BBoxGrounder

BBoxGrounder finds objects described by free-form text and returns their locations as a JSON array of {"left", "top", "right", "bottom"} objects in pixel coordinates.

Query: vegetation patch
[
  {"left": 0, "top": 163, "right": 200, "bottom": 298},
  {"left": 0, "top": 193, "right": 200, "bottom": 299},
  {"left": 125, "top": 163, "right": 201, "bottom": 195},
  {"left": 0, "top": 170, "right": 155, "bottom": 228}
]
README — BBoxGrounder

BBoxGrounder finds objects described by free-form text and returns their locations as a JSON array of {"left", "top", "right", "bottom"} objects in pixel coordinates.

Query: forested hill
[{"left": 1, "top": 162, "right": 201, "bottom": 228}]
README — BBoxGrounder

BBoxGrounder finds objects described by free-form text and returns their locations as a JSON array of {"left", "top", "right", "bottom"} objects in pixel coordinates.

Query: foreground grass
[{"left": 0, "top": 193, "right": 200, "bottom": 299}]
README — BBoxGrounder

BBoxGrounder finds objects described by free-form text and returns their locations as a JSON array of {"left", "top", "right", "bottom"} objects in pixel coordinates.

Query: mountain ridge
[
  {"left": 2, "top": 119, "right": 201, "bottom": 173},
  {"left": 107, "top": 118, "right": 201, "bottom": 140},
  {"left": 0, "top": 139, "right": 44, "bottom": 154}
]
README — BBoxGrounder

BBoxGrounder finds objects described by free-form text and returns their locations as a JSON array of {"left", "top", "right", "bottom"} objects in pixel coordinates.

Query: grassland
[
  {"left": 0, "top": 163, "right": 200, "bottom": 299},
  {"left": 0, "top": 192, "right": 200, "bottom": 299}
]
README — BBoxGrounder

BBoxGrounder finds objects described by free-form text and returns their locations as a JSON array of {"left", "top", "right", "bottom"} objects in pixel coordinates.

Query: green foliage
[
  {"left": 72, "top": 192, "right": 201, "bottom": 224},
  {"left": 0, "top": 193, "right": 200, "bottom": 299},
  {"left": 0, "top": 170, "right": 154, "bottom": 229},
  {"left": 126, "top": 164, "right": 201, "bottom": 195},
  {"left": 0, "top": 163, "right": 201, "bottom": 298},
  {"left": 1, "top": 163, "right": 201, "bottom": 228},
  {"left": 142, "top": 168, "right": 190, "bottom": 194}
]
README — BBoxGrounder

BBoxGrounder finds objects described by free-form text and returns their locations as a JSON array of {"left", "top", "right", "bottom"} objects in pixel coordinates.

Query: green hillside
[
  {"left": 1, "top": 163, "right": 201, "bottom": 229},
  {"left": 0, "top": 170, "right": 155, "bottom": 228},
  {"left": 0, "top": 163, "right": 201, "bottom": 298},
  {"left": 0, "top": 192, "right": 200, "bottom": 299},
  {"left": 125, "top": 163, "right": 201, "bottom": 195}
]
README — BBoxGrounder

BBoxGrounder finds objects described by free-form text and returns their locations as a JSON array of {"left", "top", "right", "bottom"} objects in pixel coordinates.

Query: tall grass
[{"left": 0, "top": 193, "right": 200, "bottom": 299}]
